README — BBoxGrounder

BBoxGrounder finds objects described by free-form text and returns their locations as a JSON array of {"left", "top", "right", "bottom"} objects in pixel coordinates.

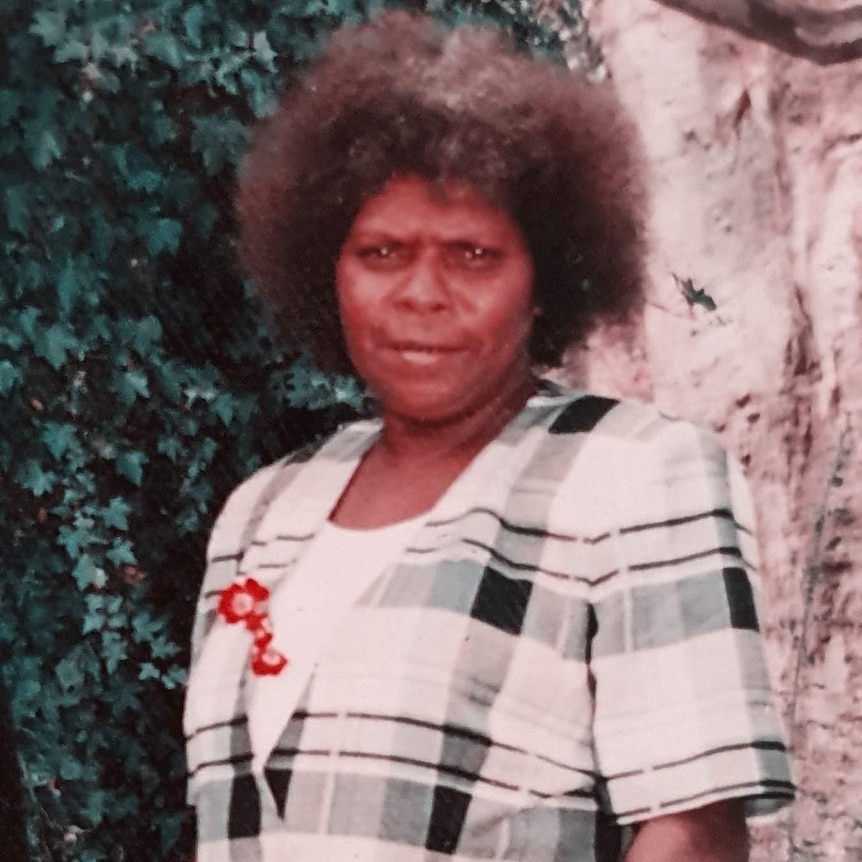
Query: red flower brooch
[{"left": 217, "top": 576, "right": 288, "bottom": 676}]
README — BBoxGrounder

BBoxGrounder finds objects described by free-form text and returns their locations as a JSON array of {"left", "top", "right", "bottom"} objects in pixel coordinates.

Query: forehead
[{"left": 349, "top": 175, "right": 519, "bottom": 237}]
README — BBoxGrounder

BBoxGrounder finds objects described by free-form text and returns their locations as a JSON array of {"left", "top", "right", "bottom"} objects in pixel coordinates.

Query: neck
[{"left": 376, "top": 373, "right": 538, "bottom": 466}]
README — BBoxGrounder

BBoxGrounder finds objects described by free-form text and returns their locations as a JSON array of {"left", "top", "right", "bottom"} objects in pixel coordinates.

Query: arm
[{"left": 624, "top": 799, "right": 749, "bottom": 862}]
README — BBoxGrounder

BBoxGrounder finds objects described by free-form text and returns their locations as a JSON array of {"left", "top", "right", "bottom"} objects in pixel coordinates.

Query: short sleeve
[{"left": 588, "top": 417, "right": 795, "bottom": 824}]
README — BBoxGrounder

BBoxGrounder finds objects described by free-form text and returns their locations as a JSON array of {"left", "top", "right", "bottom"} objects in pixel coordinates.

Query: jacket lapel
[{"left": 239, "top": 419, "right": 382, "bottom": 589}]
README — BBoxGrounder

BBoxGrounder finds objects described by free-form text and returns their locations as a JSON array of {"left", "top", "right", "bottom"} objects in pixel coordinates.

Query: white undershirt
[{"left": 247, "top": 516, "right": 423, "bottom": 768}]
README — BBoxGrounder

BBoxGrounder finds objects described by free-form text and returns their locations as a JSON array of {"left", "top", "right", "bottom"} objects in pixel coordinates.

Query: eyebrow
[{"left": 348, "top": 226, "right": 506, "bottom": 243}]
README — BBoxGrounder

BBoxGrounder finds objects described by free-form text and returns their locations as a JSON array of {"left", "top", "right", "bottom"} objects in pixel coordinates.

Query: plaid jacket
[{"left": 184, "top": 384, "right": 794, "bottom": 862}]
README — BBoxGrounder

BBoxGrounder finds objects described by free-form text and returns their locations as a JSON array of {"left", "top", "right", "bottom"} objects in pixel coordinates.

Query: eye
[
  {"left": 359, "top": 244, "right": 393, "bottom": 259},
  {"left": 354, "top": 242, "right": 411, "bottom": 269},
  {"left": 445, "top": 242, "right": 503, "bottom": 270}
]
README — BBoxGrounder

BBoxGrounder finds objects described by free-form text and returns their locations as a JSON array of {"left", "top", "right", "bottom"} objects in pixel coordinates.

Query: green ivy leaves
[{"left": 1, "top": 1, "right": 573, "bottom": 860}]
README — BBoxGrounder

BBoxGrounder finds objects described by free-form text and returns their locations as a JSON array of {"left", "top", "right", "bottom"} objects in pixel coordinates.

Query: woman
[{"left": 184, "top": 12, "right": 794, "bottom": 861}]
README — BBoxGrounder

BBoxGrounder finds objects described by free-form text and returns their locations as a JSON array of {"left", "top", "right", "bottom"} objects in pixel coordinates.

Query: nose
[{"left": 394, "top": 254, "right": 450, "bottom": 311}]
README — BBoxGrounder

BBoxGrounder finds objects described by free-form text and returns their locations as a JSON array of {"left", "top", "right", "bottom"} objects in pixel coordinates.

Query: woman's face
[{"left": 335, "top": 175, "right": 535, "bottom": 427}]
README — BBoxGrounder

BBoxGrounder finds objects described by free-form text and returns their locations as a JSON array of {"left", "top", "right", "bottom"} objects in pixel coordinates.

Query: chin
[
  {"left": 370, "top": 381, "right": 460, "bottom": 421},
  {"left": 384, "top": 397, "right": 460, "bottom": 426}
]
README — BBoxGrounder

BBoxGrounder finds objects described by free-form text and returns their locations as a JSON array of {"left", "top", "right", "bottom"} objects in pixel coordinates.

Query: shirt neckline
[{"left": 324, "top": 512, "right": 427, "bottom": 535}]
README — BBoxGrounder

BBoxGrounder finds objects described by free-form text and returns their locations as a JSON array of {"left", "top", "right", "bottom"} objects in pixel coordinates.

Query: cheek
[
  {"left": 338, "top": 304, "right": 373, "bottom": 361},
  {"left": 335, "top": 269, "right": 371, "bottom": 340},
  {"left": 487, "top": 283, "right": 535, "bottom": 348},
  {"left": 508, "top": 307, "right": 536, "bottom": 353}
]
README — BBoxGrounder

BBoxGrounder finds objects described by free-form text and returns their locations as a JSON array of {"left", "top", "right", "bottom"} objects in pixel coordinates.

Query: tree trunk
[
  {"left": 653, "top": 0, "right": 862, "bottom": 64},
  {"left": 567, "top": 2, "right": 862, "bottom": 858}
]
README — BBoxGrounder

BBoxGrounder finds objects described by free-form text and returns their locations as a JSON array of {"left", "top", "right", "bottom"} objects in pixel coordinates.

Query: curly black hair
[{"left": 236, "top": 11, "right": 646, "bottom": 372}]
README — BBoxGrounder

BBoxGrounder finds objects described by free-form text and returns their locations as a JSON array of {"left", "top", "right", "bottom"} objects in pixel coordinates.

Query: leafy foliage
[{"left": 0, "top": 0, "right": 577, "bottom": 859}]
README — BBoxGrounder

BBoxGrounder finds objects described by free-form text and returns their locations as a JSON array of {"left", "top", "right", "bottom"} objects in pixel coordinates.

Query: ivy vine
[{"left": 0, "top": 0, "right": 578, "bottom": 859}]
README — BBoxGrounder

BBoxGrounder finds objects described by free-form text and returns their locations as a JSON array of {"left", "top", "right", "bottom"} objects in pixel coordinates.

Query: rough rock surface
[
  {"left": 653, "top": 0, "right": 862, "bottom": 64},
  {"left": 567, "top": 2, "right": 862, "bottom": 858}
]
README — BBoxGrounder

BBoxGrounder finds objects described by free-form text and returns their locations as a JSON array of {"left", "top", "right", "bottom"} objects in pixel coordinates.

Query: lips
[
  {"left": 384, "top": 340, "right": 464, "bottom": 367},
  {"left": 387, "top": 340, "right": 460, "bottom": 351},
  {"left": 389, "top": 341, "right": 459, "bottom": 366},
  {"left": 398, "top": 349, "right": 450, "bottom": 366}
]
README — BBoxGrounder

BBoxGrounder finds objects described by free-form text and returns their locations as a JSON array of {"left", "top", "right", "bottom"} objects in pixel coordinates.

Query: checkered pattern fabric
[{"left": 184, "top": 384, "right": 794, "bottom": 862}]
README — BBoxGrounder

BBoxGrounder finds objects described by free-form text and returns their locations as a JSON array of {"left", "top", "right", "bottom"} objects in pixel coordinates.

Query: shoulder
[
  {"left": 530, "top": 382, "right": 740, "bottom": 523},
  {"left": 206, "top": 418, "right": 380, "bottom": 561},
  {"left": 533, "top": 380, "right": 726, "bottom": 461}
]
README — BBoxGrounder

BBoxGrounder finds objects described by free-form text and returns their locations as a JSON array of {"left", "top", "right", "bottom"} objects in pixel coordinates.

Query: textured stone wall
[{"left": 567, "top": 2, "right": 862, "bottom": 858}]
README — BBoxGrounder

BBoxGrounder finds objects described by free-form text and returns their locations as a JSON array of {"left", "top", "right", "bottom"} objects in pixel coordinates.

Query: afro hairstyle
[{"left": 236, "top": 10, "right": 647, "bottom": 372}]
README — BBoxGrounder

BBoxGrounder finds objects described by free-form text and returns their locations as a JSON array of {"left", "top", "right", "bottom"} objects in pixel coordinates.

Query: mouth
[{"left": 386, "top": 341, "right": 463, "bottom": 366}]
